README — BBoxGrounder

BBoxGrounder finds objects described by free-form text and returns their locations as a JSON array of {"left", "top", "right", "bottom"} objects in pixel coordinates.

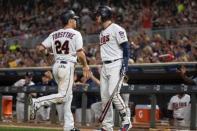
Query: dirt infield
[
  {"left": 0, "top": 121, "right": 192, "bottom": 131},
  {"left": 0, "top": 123, "right": 149, "bottom": 131}
]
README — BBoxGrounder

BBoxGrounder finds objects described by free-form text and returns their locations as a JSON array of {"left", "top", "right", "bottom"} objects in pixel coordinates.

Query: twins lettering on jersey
[
  {"left": 172, "top": 102, "right": 187, "bottom": 110},
  {"left": 100, "top": 31, "right": 126, "bottom": 45},
  {"left": 100, "top": 35, "right": 110, "bottom": 45}
]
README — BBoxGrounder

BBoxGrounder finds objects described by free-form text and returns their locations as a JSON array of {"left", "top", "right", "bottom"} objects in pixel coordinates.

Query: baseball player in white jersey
[
  {"left": 14, "top": 72, "right": 35, "bottom": 123},
  {"left": 95, "top": 6, "right": 131, "bottom": 131},
  {"left": 168, "top": 93, "right": 190, "bottom": 126},
  {"left": 29, "top": 10, "right": 90, "bottom": 131}
]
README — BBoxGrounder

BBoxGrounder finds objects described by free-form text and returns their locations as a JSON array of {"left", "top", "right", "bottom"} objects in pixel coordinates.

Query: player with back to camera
[
  {"left": 95, "top": 5, "right": 132, "bottom": 131},
  {"left": 29, "top": 10, "right": 90, "bottom": 131}
]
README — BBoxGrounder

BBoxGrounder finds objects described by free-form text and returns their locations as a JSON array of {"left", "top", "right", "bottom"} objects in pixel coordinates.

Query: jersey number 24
[{"left": 55, "top": 40, "right": 69, "bottom": 54}]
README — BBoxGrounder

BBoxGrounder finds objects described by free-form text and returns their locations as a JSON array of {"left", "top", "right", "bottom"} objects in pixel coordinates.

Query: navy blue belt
[
  {"left": 60, "top": 61, "right": 67, "bottom": 64},
  {"left": 175, "top": 118, "right": 184, "bottom": 121},
  {"left": 103, "top": 59, "right": 120, "bottom": 64},
  {"left": 56, "top": 60, "right": 68, "bottom": 64}
]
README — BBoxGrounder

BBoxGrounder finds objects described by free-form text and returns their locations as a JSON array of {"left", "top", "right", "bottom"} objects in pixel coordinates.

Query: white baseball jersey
[
  {"left": 42, "top": 28, "right": 83, "bottom": 62},
  {"left": 99, "top": 23, "right": 128, "bottom": 61},
  {"left": 14, "top": 79, "right": 35, "bottom": 102},
  {"left": 33, "top": 28, "right": 83, "bottom": 130},
  {"left": 168, "top": 94, "right": 190, "bottom": 119},
  {"left": 14, "top": 79, "right": 34, "bottom": 122},
  {"left": 99, "top": 23, "right": 131, "bottom": 130}
]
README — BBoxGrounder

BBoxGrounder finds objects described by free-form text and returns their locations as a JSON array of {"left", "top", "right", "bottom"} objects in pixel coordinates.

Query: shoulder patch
[{"left": 119, "top": 31, "right": 125, "bottom": 38}]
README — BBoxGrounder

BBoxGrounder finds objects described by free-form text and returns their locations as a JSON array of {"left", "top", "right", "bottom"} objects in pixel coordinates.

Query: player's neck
[
  {"left": 178, "top": 93, "right": 185, "bottom": 98},
  {"left": 64, "top": 24, "right": 73, "bottom": 29},
  {"left": 102, "top": 20, "right": 112, "bottom": 30},
  {"left": 64, "top": 26, "right": 72, "bottom": 29}
]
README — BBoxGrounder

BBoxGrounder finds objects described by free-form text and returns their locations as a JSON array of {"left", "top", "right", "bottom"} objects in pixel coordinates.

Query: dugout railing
[
  {"left": 0, "top": 84, "right": 196, "bottom": 130},
  {"left": 0, "top": 62, "right": 196, "bottom": 85}
]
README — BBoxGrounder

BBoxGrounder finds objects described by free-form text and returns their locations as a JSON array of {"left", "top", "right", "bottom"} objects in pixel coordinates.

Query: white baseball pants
[
  {"left": 34, "top": 61, "right": 75, "bottom": 130},
  {"left": 100, "top": 59, "right": 130, "bottom": 130},
  {"left": 16, "top": 101, "right": 25, "bottom": 123}
]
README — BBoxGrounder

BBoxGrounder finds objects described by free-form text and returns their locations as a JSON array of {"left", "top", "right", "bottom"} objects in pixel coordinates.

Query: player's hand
[
  {"left": 181, "top": 66, "right": 187, "bottom": 74},
  {"left": 82, "top": 66, "right": 91, "bottom": 79},
  {"left": 177, "top": 65, "right": 186, "bottom": 74},
  {"left": 44, "top": 71, "right": 53, "bottom": 80},
  {"left": 120, "top": 63, "right": 128, "bottom": 76}
]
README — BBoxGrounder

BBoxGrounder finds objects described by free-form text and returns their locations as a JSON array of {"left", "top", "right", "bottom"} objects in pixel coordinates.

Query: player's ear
[{"left": 68, "top": 19, "right": 72, "bottom": 24}]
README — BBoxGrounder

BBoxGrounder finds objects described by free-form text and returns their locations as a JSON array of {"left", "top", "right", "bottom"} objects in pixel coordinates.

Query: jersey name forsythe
[{"left": 52, "top": 32, "right": 75, "bottom": 40}]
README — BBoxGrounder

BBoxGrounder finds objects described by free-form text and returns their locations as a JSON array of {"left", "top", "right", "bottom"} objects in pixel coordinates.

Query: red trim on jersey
[
  {"left": 40, "top": 43, "right": 47, "bottom": 49},
  {"left": 99, "top": 43, "right": 106, "bottom": 46},
  {"left": 102, "top": 22, "right": 113, "bottom": 30}
]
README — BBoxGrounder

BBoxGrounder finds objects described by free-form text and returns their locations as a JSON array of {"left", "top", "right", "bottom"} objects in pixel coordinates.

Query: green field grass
[{"left": 0, "top": 127, "right": 61, "bottom": 131}]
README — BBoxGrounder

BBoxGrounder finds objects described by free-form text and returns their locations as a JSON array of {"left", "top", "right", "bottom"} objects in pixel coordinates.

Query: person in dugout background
[
  {"left": 167, "top": 65, "right": 197, "bottom": 126},
  {"left": 13, "top": 72, "right": 36, "bottom": 123},
  {"left": 35, "top": 71, "right": 63, "bottom": 123}
]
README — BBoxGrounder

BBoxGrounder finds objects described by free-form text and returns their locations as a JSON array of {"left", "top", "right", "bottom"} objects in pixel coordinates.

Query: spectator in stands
[
  {"left": 0, "top": 40, "right": 7, "bottom": 55},
  {"left": 13, "top": 72, "right": 35, "bottom": 123},
  {"left": 9, "top": 40, "right": 21, "bottom": 52},
  {"left": 0, "top": 0, "right": 196, "bottom": 39},
  {"left": 0, "top": 32, "right": 196, "bottom": 68},
  {"left": 0, "top": 0, "right": 196, "bottom": 68},
  {"left": 190, "top": 44, "right": 197, "bottom": 61}
]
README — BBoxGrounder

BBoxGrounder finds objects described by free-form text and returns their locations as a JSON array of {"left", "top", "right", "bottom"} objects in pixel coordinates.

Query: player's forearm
[
  {"left": 77, "top": 50, "right": 90, "bottom": 79},
  {"left": 120, "top": 42, "right": 130, "bottom": 66},
  {"left": 77, "top": 51, "right": 89, "bottom": 68},
  {"left": 36, "top": 44, "right": 45, "bottom": 51},
  {"left": 121, "top": 42, "right": 130, "bottom": 59},
  {"left": 36, "top": 44, "right": 48, "bottom": 56},
  {"left": 180, "top": 73, "right": 196, "bottom": 85}
]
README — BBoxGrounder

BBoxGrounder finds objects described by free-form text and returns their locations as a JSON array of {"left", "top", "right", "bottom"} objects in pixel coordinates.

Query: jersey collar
[{"left": 102, "top": 21, "right": 113, "bottom": 30}]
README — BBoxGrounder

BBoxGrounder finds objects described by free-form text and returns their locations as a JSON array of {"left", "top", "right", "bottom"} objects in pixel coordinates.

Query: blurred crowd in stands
[
  {"left": 1, "top": 0, "right": 197, "bottom": 38},
  {"left": 0, "top": 0, "right": 197, "bottom": 68},
  {"left": 0, "top": 32, "right": 196, "bottom": 68}
]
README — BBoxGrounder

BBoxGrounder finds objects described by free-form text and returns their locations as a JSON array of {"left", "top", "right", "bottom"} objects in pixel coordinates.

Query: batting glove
[{"left": 120, "top": 63, "right": 128, "bottom": 76}]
